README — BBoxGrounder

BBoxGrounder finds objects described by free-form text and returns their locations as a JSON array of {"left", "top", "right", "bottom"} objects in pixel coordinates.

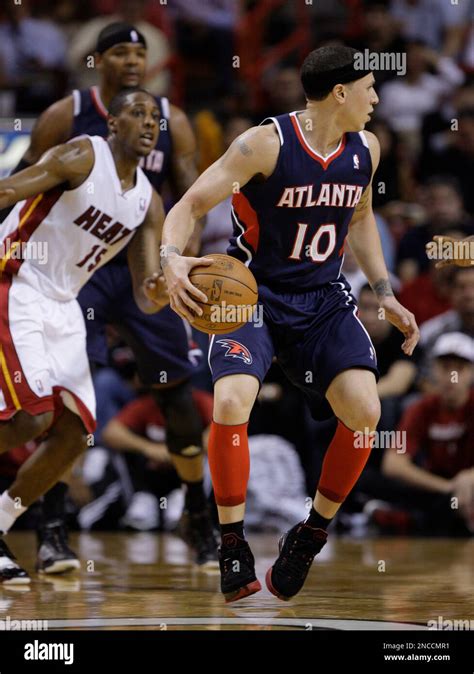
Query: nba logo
[
  {"left": 139, "top": 198, "right": 147, "bottom": 212},
  {"left": 353, "top": 154, "right": 360, "bottom": 170}
]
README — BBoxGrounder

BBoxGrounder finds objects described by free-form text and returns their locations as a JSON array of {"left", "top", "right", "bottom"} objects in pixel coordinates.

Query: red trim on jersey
[
  {"left": 232, "top": 192, "right": 260, "bottom": 252},
  {"left": 1, "top": 187, "right": 64, "bottom": 275},
  {"left": 0, "top": 276, "right": 55, "bottom": 420},
  {"left": 90, "top": 86, "right": 108, "bottom": 119},
  {"left": 53, "top": 386, "right": 97, "bottom": 434},
  {"left": 290, "top": 115, "right": 346, "bottom": 169}
]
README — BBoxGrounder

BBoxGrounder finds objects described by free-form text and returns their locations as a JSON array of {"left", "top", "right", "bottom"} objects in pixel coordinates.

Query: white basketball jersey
[{"left": 0, "top": 136, "right": 153, "bottom": 301}]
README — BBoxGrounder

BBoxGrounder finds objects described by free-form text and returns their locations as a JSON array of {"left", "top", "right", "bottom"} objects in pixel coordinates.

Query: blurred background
[{"left": 0, "top": 0, "right": 473, "bottom": 539}]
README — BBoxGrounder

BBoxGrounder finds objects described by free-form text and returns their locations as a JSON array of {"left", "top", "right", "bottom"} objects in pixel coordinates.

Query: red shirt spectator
[
  {"left": 116, "top": 390, "right": 213, "bottom": 437},
  {"left": 399, "top": 390, "right": 474, "bottom": 479},
  {"left": 398, "top": 272, "right": 452, "bottom": 325}
]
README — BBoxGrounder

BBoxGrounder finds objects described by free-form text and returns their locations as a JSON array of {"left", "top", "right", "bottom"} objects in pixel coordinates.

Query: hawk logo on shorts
[{"left": 217, "top": 339, "right": 253, "bottom": 364}]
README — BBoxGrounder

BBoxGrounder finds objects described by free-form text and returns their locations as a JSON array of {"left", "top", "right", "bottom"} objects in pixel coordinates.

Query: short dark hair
[
  {"left": 300, "top": 45, "right": 361, "bottom": 101},
  {"left": 108, "top": 87, "right": 155, "bottom": 116}
]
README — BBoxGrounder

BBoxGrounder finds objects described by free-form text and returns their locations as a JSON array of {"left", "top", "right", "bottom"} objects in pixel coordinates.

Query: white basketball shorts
[{"left": 0, "top": 274, "right": 96, "bottom": 433}]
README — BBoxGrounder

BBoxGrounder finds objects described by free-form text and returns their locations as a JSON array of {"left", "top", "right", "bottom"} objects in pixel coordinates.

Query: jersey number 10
[{"left": 289, "top": 223, "right": 337, "bottom": 262}]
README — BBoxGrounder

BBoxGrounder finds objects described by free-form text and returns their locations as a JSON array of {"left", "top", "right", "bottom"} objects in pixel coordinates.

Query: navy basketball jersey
[
  {"left": 71, "top": 86, "right": 172, "bottom": 193},
  {"left": 228, "top": 112, "right": 372, "bottom": 291}
]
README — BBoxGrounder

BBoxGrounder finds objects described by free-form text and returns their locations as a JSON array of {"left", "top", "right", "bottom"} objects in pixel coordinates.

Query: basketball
[{"left": 188, "top": 254, "right": 258, "bottom": 334}]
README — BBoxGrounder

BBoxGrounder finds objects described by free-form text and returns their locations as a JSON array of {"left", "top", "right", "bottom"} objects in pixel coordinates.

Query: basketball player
[
  {"left": 0, "top": 88, "right": 172, "bottom": 583},
  {"left": 7, "top": 22, "right": 216, "bottom": 570},
  {"left": 160, "top": 45, "right": 420, "bottom": 602}
]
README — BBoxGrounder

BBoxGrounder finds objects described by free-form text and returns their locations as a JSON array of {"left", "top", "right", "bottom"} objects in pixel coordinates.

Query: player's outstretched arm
[
  {"left": 128, "top": 189, "right": 169, "bottom": 314},
  {"left": 347, "top": 131, "right": 419, "bottom": 356},
  {"left": 0, "top": 138, "right": 94, "bottom": 210},
  {"left": 160, "top": 124, "right": 279, "bottom": 322}
]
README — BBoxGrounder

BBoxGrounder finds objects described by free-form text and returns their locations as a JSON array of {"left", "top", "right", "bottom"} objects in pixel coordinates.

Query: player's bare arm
[
  {"left": 168, "top": 104, "right": 205, "bottom": 256},
  {"left": 160, "top": 124, "right": 280, "bottom": 322},
  {"left": 21, "top": 96, "right": 74, "bottom": 166},
  {"left": 0, "top": 138, "right": 94, "bottom": 209},
  {"left": 127, "top": 189, "right": 169, "bottom": 314},
  {"left": 347, "top": 131, "right": 419, "bottom": 356}
]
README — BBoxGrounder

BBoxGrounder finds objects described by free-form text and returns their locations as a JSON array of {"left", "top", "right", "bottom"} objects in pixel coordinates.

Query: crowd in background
[{"left": 0, "top": 0, "right": 473, "bottom": 537}]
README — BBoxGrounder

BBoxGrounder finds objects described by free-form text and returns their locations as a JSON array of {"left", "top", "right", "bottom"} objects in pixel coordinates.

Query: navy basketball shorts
[
  {"left": 208, "top": 279, "right": 379, "bottom": 420},
  {"left": 78, "top": 262, "right": 200, "bottom": 385}
]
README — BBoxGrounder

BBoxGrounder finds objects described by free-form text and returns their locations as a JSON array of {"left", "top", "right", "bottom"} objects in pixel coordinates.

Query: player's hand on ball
[
  {"left": 162, "top": 253, "right": 213, "bottom": 323},
  {"left": 379, "top": 297, "right": 419, "bottom": 356}
]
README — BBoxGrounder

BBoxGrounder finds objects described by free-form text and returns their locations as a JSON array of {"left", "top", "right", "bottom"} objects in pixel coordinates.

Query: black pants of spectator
[{"left": 353, "top": 467, "right": 472, "bottom": 537}]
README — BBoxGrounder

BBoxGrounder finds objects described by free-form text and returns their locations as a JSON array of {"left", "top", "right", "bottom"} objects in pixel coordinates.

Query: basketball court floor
[{"left": 2, "top": 532, "right": 473, "bottom": 631}]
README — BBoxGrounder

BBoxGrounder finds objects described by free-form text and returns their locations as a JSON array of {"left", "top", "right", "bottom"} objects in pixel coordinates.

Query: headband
[{"left": 96, "top": 24, "right": 147, "bottom": 54}]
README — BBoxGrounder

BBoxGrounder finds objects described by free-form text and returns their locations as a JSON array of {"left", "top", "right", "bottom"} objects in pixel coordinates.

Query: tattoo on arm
[
  {"left": 237, "top": 140, "right": 253, "bottom": 156},
  {"left": 372, "top": 278, "right": 394, "bottom": 298},
  {"left": 160, "top": 244, "right": 181, "bottom": 269}
]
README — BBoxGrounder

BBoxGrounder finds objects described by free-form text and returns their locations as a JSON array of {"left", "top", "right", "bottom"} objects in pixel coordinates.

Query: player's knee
[
  {"left": 347, "top": 397, "right": 381, "bottom": 432},
  {"left": 214, "top": 392, "right": 253, "bottom": 425}
]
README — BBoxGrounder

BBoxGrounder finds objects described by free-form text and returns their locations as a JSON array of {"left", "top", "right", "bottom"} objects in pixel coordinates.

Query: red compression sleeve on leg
[
  {"left": 317, "top": 420, "right": 374, "bottom": 503},
  {"left": 208, "top": 421, "right": 250, "bottom": 507}
]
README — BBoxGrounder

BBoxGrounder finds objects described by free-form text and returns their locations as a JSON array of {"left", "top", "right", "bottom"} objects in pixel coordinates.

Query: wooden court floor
[{"left": 1, "top": 532, "right": 473, "bottom": 631}]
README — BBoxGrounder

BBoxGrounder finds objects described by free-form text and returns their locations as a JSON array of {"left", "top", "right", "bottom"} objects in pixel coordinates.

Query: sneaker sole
[
  {"left": 37, "top": 559, "right": 81, "bottom": 575},
  {"left": 224, "top": 579, "right": 262, "bottom": 603},
  {"left": 265, "top": 567, "right": 291, "bottom": 601},
  {"left": 2, "top": 576, "right": 31, "bottom": 585}
]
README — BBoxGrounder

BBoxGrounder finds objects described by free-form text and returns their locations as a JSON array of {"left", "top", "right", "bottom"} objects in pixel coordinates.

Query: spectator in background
[
  {"left": 381, "top": 332, "right": 474, "bottom": 535},
  {"left": 397, "top": 176, "right": 474, "bottom": 283},
  {"left": 0, "top": 0, "right": 68, "bottom": 113},
  {"left": 398, "top": 254, "right": 455, "bottom": 326},
  {"left": 169, "top": 0, "right": 239, "bottom": 100},
  {"left": 261, "top": 66, "right": 307, "bottom": 118},
  {"left": 418, "top": 266, "right": 474, "bottom": 390},
  {"left": 419, "top": 106, "right": 474, "bottom": 215},
  {"left": 102, "top": 389, "right": 216, "bottom": 564},
  {"left": 377, "top": 41, "right": 464, "bottom": 154},
  {"left": 350, "top": 0, "right": 407, "bottom": 87},
  {"left": 389, "top": 0, "right": 469, "bottom": 56},
  {"left": 357, "top": 283, "right": 417, "bottom": 432},
  {"left": 69, "top": 0, "right": 171, "bottom": 95}
]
